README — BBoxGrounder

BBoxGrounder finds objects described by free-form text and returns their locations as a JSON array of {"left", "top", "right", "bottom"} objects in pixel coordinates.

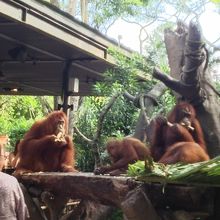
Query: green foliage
[
  {"left": 74, "top": 86, "right": 175, "bottom": 172},
  {"left": 215, "top": 81, "right": 220, "bottom": 92},
  {"left": 0, "top": 96, "right": 44, "bottom": 121},
  {"left": 76, "top": 49, "right": 156, "bottom": 139},
  {"left": 127, "top": 158, "right": 174, "bottom": 178},
  {"left": 128, "top": 156, "right": 220, "bottom": 185},
  {"left": 6, "top": 118, "right": 35, "bottom": 152},
  {"left": 0, "top": 96, "right": 50, "bottom": 151},
  {"left": 95, "top": 48, "right": 155, "bottom": 96},
  {"left": 74, "top": 45, "right": 175, "bottom": 171},
  {"left": 74, "top": 95, "right": 139, "bottom": 171},
  {"left": 74, "top": 139, "right": 95, "bottom": 172},
  {"left": 75, "top": 49, "right": 157, "bottom": 170},
  {"left": 76, "top": 97, "right": 105, "bottom": 137},
  {"left": 108, "top": 208, "right": 123, "bottom": 220},
  {"left": 74, "top": 97, "right": 106, "bottom": 171},
  {"left": 88, "top": 0, "right": 149, "bottom": 29},
  {"left": 151, "top": 90, "right": 176, "bottom": 118},
  {"left": 102, "top": 96, "right": 139, "bottom": 137}
]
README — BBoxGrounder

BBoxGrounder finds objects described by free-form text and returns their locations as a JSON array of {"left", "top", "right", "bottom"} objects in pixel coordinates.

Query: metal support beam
[{"left": 59, "top": 60, "right": 73, "bottom": 119}]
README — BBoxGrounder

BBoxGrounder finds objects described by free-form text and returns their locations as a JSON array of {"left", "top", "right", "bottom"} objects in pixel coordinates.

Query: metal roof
[{"left": 0, "top": 0, "right": 132, "bottom": 96}]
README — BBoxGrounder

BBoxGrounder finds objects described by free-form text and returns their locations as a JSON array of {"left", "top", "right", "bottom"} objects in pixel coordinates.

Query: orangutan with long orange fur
[
  {"left": 14, "top": 111, "right": 77, "bottom": 176},
  {"left": 150, "top": 102, "right": 209, "bottom": 164},
  {"left": 94, "top": 137, "right": 150, "bottom": 176}
]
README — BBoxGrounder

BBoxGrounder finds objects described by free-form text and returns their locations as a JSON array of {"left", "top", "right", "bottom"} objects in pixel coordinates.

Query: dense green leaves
[
  {"left": 74, "top": 94, "right": 139, "bottom": 171},
  {"left": 128, "top": 156, "right": 220, "bottom": 185},
  {"left": 74, "top": 43, "right": 175, "bottom": 170},
  {"left": 0, "top": 96, "right": 51, "bottom": 151},
  {"left": 88, "top": 0, "right": 149, "bottom": 29}
]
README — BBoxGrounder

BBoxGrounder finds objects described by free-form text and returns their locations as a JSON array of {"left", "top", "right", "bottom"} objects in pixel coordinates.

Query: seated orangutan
[{"left": 94, "top": 137, "right": 151, "bottom": 176}]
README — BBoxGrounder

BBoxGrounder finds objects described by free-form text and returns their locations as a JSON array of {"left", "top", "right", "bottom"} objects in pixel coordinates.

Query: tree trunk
[
  {"left": 67, "top": 0, "right": 77, "bottom": 16},
  {"left": 124, "top": 82, "right": 167, "bottom": 143},
  {"left": 81, "top": 0, "right": 88, "bottom": 23},
  {"left": 54, "top": 96, "right": 61, "bottom": 110},
  {"left": 153, "top": 21, "right": 220, "bottom": 157},
  {"left": 50, "top": 0, "right": 60, "bottom": 7},
  {"left": 68, "top": 96, "right": 79, "bottom": 136},
  {"left": 20, "top": 173, "right": 162, "bottom": 220}
]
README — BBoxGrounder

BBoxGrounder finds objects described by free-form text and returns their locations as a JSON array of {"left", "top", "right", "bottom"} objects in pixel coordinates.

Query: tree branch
[
  {"left": 94, "top": 92, "right": 121, "bottom": 141},
  {"left": 123, "top": 82, "right": 167, "bottom": 141},
  {"left": 154, "top": 22, "right": 207, "bottom": 103},
  {"left": 74, "top": 126, "right": 93, "bottom": 143},
  {"left": 153, "top": 68, "right": 184, "bottom": 92},
  {"left": 123, "top": 91, "right": 135, "bottom": 103},
  {"left": 0, "top": 100, "right": 7, "bottom": 109},
  {"left": 182, "top": 21, "right": 206, "bottom": 85},
  {"left": 38, "top": 97, "right": 53, "bottom": 115},
  {"left": 92, "top": 92, "right": 121, "bottom": 167}
]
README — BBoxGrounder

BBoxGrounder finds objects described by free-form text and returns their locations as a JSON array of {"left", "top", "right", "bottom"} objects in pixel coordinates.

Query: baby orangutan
[{"left": 94, "top": 137, "right": 150, "bottom": 176}]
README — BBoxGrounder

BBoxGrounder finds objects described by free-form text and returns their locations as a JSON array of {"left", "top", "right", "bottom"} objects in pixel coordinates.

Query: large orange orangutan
[
  {"left": 14, "top": 111, "right": 77, "bottom": 176},
  {"left": 150, "top": 102, "right": 209, "bottom": 164},
  {"left": 94, "top": 137, "right": 151, "bottom": 176}
]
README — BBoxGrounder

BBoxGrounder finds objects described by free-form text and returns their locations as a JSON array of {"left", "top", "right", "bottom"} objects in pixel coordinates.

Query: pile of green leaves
[{"left": 127, "top": 156, "right": 220, "bottom": 185}]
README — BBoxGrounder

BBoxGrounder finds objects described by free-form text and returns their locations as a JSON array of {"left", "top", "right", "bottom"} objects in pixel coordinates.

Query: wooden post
[
  {"left": 121, "top": 186, "right": 161, "bottom": 220},
  {"left": 20, "top": 184, "right": 47, "bottom": 220}
]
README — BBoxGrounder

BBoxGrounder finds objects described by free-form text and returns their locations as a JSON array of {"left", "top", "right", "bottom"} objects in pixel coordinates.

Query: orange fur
[
  {"left": 150, "top": 102, "right": 209, "bottom": 164},
  {"left": 94, "top": 137, "right": 150, "bottom": 176},
  {"left": 14, "top": 111, "right": 77, "bottom": 176}
]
